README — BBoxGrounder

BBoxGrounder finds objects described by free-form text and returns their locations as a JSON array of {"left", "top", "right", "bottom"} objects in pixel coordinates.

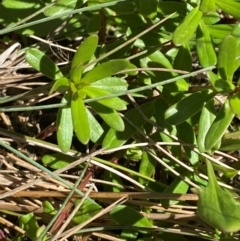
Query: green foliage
[{"left": 4, "top": 0, "right": 240, "bottom": 239}]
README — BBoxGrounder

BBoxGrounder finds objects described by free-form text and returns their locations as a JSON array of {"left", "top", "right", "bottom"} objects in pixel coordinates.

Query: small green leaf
[
  {"left": 86, "top": 13, "right": 101, "bottom": 33},
  {"left": 86, "top": 108, "right": 104, "bottom": 143},
  {"left": 70, "top": 34, "right": 98, "bottom": 84},
  {"left": 49, "top": 77, "right": 70, "bottom": 94},
  {"left": 165, "top": 90, "right": 215, "bottom": 125},
  {"left": 44, "top": 0, "right": 83, "bottom": 16},
  {"left": 229, "top": 92, "right": 240, "bottom": 116},
  {"left": 90, "top": 77, "right": 128, "bottom": 93},
  {"left": 139, "top": 151, "right": 157, "bottom": 185},
  {"left": 200, "top": 0, "right": 216, "bottom": 12},
  {"left": 196, "top": 20, "right": 217, "bottom": 68},
  {"left": 177, "top": 122, "right": 199, "bottom": 165},
  {"left": 173, "top": 6, "right": 203, "bottom": 46},
  {"left": 216, "top": 0, "right": 240, "bottom": 20},
  {"left": 212, "top": 162, "right": 238, "bottom": 179},
  {"left": 207, "top": 71, "right": 235, "bottom": 93},
  {"left": 197, "top": 99, "right": 217, "bottom": 153},
  {"left": 56, "top": 92, "right": 73, "bottom": 152},
  {"left": 42, "top": 153, "right": 76, "bottom": 169},
  {"left": 81, "top": 59, "right": 129, "bottom": 83},
  {"left": 43, "top": 201, "right": 57, "bottom": 215},
  {"left": 83, "top": 86, "right": 127, "bottom": 110},
  {"left": 20, "top": 213, "right": 39, "bottom": 240},
  {"left": 138, "top": 0, "right": 158, "bottom": 19},
  {"left": 110, "top": 205, "right": 152, "bottom": 232},
  {"left": 25, "top": 48, "right": 63, "bottom": 80},
  {"left": 197, "top": 160, "right": 240, "bottom": 233},
  {"left": 73, "top": 199, "right": 102, "bottom": 224},
  {"left": 162, "top": 177, "right": 189, "bottom": 208},
  {"left": 218, "top": 34, "right": 238, "bottom": 82},
  {"left": 205, "top": 99, "right": 235, "bottom": 151},
  {"left": 220, "top": 139, "right": 240, "bottom": 151},
  {"left": 71, "top": 92, "right": 90, "bottom": 144},
  {"left": 90, "top": 102, "right": 124, "bottom": 132},
  {"left": 208, "top": 24, "right": 234, "bottom": 40},
  {"left": 103, "top": 100, "right": 155, "bottom": 149}
]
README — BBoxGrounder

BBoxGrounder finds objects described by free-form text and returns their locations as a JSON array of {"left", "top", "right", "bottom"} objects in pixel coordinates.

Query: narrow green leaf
[
  {"left": 43, "top": 201, "right": 57, "bottom": 215},
  {"left": 200, "top": 0, "right": 216, "bottom": 12},
  {"left": 44, "top": 0, "right": 84, "bottom": 16},
  {"left": 205, "top": 99, "right": 235, "bottom": 151},
  {"left": 165, "top": 90, "right": 215, "bottom": 125},
  {"left": 218, "top": 34, "right": 238, "bottom": 82},
  {"left": 141, "top": 50, "right": 189, "bottom": 91},
  {"left": 162, "top": 177, "right": 189, "bottom": 208},
  {"left": 197, "top": 160, "right": 240, "bottom": 232},
  {"left": 216, "top": 0, "right": 240, "bottom": 20},
  {"left": 138, "top": 0, "right": 158, "bottom": 19},
  {"left": 71, "top": 92, "right": 90, "bottom": 144},
  {"left": 81, "top": 59, "right": 129, "bottom": 83},
  {"left": 104, "top": 171, "right": 125, "bottom": 192},
  {"left": 197, "top": 99, "right": 217, "bottom": 153},
  {"left": 86, "top": 108, "right": 104, "bottom": 143},
  {"left": 173, "top": 6, "right": 203, "bottom": 46},
  {"left": 57, "top": 92, "right": 73, "bottom": 152},
  {"left": 229, "top": 92, "right": 240, "bottom": 116},
  {"left": 49, "top": 77, "right": 70, "bottom": 94},
  {"left": 208, "top": 24, "right": 234, "bottom": 40},
  {"left": 196, "top": 21, "right": 217, "bottom": 68},
  {"left": 177, "top": 122, "right": 199, "bottom": 165},
  {"left": 103, "top": 100, "right": 155, "bottom": 149},
  {"left": 110, "top": 205, "right": 152, "bottom": 231},
  {"left": 70, "top": 34, "right": 98, "bottom": 84},
  {"left": 25, "top": 48, "right": 63, "bottom": 80},
  {"left": 139, "top": 151, "right": 157, "bottom": 185},
  {"left": 207, "top": 71, "right": 235, "bottom": 93},
  {"left": 73, "top": 199, "right": 102, "bottom": 224},
  {"left": 83, "top": 86, "right": 127, "bottom": 110},
  {"left": 42, "top": 153, "right": 76, "bottom": 169},
  {"left": 89, "top": 102, "right": 124, "bottom": 132},
  {"left": 220, "top": 139, "right": 240, "bottom": 151},
  {"left": 20, "top": 213, "right": 39, "bottom": 240},
  {"left": 90, "top": 77, "right": 128, "bottom": 93}
]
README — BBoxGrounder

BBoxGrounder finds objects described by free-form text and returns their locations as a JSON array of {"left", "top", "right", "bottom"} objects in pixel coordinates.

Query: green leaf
[
  {"left": 229, "top": 92, "right": 240, "bottom": 116},
  {"left": 162, "top": 177, "right": 189, "bottom": 208},
  {"left": 87, "top": 13, "right": 101, "bottom": 33},
  {"left": 20, "top": 213, "right": 39, "bottom": 240},
  {"left": 86, "top": 109, "right": 104, "bottom": 143},
  {"left": 89, "top": 102, "right": 124, "bottom": 132},
  {"left": 71, "top": 92, "right": 90, "bottom": 144},
  {"left": 141, "top": 50, "right": 189, "bottom": 91},
  {"left": 83, "top": 86, "right": 127, "bottom": 110},
  {"left": 43, "top": 201, "right": 57, "bottom": 215},
  {"left": 49, "top": 77, "right": 70, "bottom": 94},
  {"left": 25, "top": 48, "right": 63, "bottom": 80},
  {"left": 165, "top": 90, "right": 215, "bottom": 125},
  {"left": 56, "top": 92, "right": 73, "bottom": 152},
  {"left": 220, "top": 139, "right": 240, "bottom": 151},
  {"left": 177, "top": 122, "right": 199, "bottom": 165},
  {"left": 104, "top": 170, "right": 125, "bottom": 192},
  {"left": 103, "top": 100, "right": 155, "bottom": 149},
  {"left": 207, "top": 71, "right": 235, "bottom": 93},
  {"left": 81, "top": 59, "right": 129, "bottom": 83},
  {"left": 212, "top": 162, "right": 238, "bottom": 179},
  {"left": 138, "top": 0, "right": 158, "bottom": 19},
  {"left": 200, "top": 0, "right": 216, "bottom": 12},
  {"left": 218, "top": 34, "right": 238, "bottom": 82},
  {"left": 70, "top": 34, "right": 98, "bottom": 84},
  {"left": 90, "top": 77, "right": 128, "bottom": 93},
  {"left": 202, "top": 12, "right": 220, "bottom": 25},
  {"left": 197, "top": 99, "right": 217, "bottom": 153},
  {"left": 110, "top": 205, "right": 152, "bottom": 232},
  {"left": 173, "top": 6, "right": 203, "bottom": 46},
  {"left": 158, "top": 1, "right": 187, "bottom": 16},
  {"left": 197, "top": 160, "right": 240, "bottom": 232},
  {"left": 44, "top": 0, "right": 84, "bottom": 16},
  {"left": 139, "top": 151, "right": 157, "bottom": 185},
  {"left": 205, "top": 99, "right": 235, "bottom": 151},
  {"left": 208, "top": 24, "right": 234, "bottom": 40},
  {"left": 216, "top": 0, "right": 240, "bottom": 20},
  {"left": 73, "top": 199, "right": 102, "bottom": 224},
  {"left": 196, "top": 21, "right": 217, "bottom": 68},
  {"left": 42, "top": 153, "right": 76, "bottom": 169}
]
